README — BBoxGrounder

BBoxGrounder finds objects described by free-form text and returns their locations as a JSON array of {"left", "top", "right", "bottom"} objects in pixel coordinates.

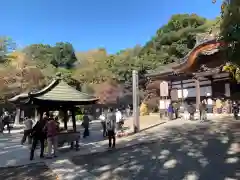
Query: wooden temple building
[
  {"left": 9, "top": 74, "right": 98, "bottom": 131},
  {"left": 146, "top": 33, "right": 240, "bottom": 113}
]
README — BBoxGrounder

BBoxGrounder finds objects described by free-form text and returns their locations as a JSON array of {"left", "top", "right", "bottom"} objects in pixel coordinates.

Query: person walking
[
  {"left": 188, "top": 103, "right": 196, "bottom": 120},
  {"left": 173, "top": 102, "right": 180, "bottom": 119},
  {"left": 82, "top": 112, "right": 90, "bottom": 138},
  {"left": 21, "top": 117, "right": 33, "bottom": 145},
  {"left": 2, "top": 110, "right": 11, "bottom": 133},
  {"left": 199, "top": 101, "right": 207, "bottom": 121},
  {"left": 99, "top": 112, "right": 107, "bottom": 137},
  {"left": 115, "top": 109, "right": 122, "bottom": 131},
  {"left": 45, "top": 115, "right": 58, "bottom": 158},
  {"left": 30, "top": 114, "right": 47, "bottom": 161},
  {"left": 232, "top": 101, "right": 239, "bottom": 120},
  {"left": 106, "top": 108, "right": 116, "bottom": 149},
  {"left": 167, "top": 103, "right": 174, "bottom": 120},
  {"left": 0, "top": 115, "right": 3, "bottom": 133},
  {"left": 126, "top": 105, "right": 131, "bottom": 117}
]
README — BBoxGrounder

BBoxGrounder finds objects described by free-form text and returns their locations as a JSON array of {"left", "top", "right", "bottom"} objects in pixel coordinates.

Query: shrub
[
  {"left": 76, "top": 114, "right": 83, "bottom": 121},
  {"left": 140, "top": 103, "right": 149, "bottom": 116}
]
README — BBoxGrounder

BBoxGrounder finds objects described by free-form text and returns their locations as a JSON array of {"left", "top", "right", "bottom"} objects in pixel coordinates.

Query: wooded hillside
[{"left": 0, "top": 14, "right": 219, "bottom": 104}]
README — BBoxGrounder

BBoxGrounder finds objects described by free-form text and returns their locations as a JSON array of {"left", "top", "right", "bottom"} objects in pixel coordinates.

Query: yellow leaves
[
  {"left": 9, "top": 51, "right": 31, "bottom": 69},
  {"left": 222, "top": 63, "right": 240, "bottom": 83},
  {"left": 222, "top": 64, "right": 236, "bottom": 72},
  {"left": 140, "top": 103, "right": 149, "bottom": 116},
  {"left": 235, "top": 67, "right": 240, "bottom": 82}
]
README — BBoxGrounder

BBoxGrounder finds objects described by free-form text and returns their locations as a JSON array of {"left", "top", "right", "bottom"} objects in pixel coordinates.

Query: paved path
[
  {"left": 71, "top": 120, "right": 239, "bottom": 180},
  {"left": 46, "top": 118, "right": 239, "bottom": 180},
  {"left": 0, "top": 121, "right": 103, "bottom": 167},
  {"left": 0, "top": 116, "right": 238, "bottom": 180}
]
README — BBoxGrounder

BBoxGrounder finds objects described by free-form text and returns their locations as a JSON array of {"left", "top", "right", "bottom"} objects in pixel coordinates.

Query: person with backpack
[{"left": 106, "top": 108, "right": 116, "bottom": 148}]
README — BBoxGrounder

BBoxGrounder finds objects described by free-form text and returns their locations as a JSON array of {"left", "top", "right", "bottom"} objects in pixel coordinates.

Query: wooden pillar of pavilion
[
  {"left": 63, "top": 109, "right": 68, "bottom": 130},
  {"left": 71, "top": 107, "right": 76, "bottom": 132}
]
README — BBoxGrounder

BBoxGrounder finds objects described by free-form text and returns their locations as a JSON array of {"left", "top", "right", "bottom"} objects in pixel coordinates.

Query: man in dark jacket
[
  {"left": 106, "top": 108, "right": 116, "bottom": 148},
  {"left": 30, "top": 113, "right": 48, "bottom": 160},
  {"left": 82, "top": 112, "right": 90, "bottom": 138}
]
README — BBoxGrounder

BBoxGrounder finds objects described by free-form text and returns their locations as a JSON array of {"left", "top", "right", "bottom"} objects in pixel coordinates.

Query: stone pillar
[
  {"left": 34, "top": 108, "right": 40, "bottom": 122},
  {"left": 20, "top": 110, "right": 25, "bottom": 124},
  {"left": 14, "top": 108, "right": 21, "bottom": 125}
]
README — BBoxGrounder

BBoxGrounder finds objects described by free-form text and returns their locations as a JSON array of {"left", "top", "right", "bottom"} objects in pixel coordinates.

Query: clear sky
[{"left": 1, "top": 0, "right": 222, "bottom": 54}]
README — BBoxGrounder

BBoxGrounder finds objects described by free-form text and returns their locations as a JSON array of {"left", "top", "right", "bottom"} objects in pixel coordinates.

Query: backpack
[{"left": 106, "top": 119, "right": 114, "bottom": 131}]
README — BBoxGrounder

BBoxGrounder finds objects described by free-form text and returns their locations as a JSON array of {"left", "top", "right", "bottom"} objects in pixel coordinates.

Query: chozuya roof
[
  {"left": 9, "top": 76, "right": 98, "bottom": 104},
  {"left": 146, "top": 32, "right": 221, "bottom": 77},
  {"left": 8, "top": 92, "right": 31, "bottom": 104}
]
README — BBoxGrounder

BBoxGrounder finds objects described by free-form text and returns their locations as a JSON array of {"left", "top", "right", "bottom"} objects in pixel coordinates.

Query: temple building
[{"left": 145, "top": 33, "right": 239, "bottom": 114}]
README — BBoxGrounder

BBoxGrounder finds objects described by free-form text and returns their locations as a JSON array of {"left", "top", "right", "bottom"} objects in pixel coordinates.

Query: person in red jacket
[{"left": 45, "top": 114, "right": 58, "bottom": 158}]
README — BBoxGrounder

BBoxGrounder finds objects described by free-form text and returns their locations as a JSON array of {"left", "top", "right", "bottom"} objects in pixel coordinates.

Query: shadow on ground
[
  {"left": 72, "top": 121, "right": 239, "bottom": 180},
  {"left": 0, "top": 162, "right": 57, "bottom": 180}
]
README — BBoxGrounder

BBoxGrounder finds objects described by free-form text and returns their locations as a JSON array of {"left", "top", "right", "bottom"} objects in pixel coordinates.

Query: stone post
[
  {"left": 132, "top": 70, "right": 140, "bottom": 132},
  {"left": 194, "top": 78, "right": 201, "bottom": 119},
  {"left": 34, "top": 108, "right": 40, "bottom": 122},
  {"left": 14, "top": 108, "right": 21, "bottom": 125}
]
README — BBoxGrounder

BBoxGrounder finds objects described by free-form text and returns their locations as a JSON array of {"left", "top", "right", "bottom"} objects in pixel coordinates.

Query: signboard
[
  {"left": 170, "top": 89, "right": 178, "bottom": 101},
  {"left": 159, "top": 99, "right": 171, "bottom": 110},
  {"left": 160, "top": 81, "right": 169, "bottom": 97}
]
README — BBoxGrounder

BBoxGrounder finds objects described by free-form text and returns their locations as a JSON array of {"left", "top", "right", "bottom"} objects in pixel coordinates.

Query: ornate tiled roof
[
  {"left": 146, "top": 32, "right": 220, "bottom": 77},
  {"left": 8, "top": 92, "right": 31, "bottom": 104},
  {"left": 31, "top": 79, "right": 98, "bottom": 103},
  {"left": 146, "top": 63, "right": 178, "bottom": 77},
  {"left": 9, "top": 75, "right": 98, "bottom": 104}
]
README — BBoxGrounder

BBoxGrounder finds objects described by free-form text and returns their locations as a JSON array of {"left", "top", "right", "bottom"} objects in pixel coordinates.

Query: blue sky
[{"left": 1, "top": 0, "right": 222, "bottom": 54}]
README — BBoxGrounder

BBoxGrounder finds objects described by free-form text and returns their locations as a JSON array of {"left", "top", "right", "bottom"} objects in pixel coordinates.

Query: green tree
[
  {"left": 211, "top": 0, "right": 240, "bottom": 82},
  {"left": 220, "top": 0, "right": 240, "bottom": 81},
  {"left": 139, "top": 14, "right": 215, "bottom": 69},
  {"left": 51, "top": 42, "right": 77, "bottom": 68},
  {"left": 23, "top": 44, "right": 54, "bottom": 68},
  {"left": 107, "top": 45, "right": 142, "bottom": 82},
  {"left": 0, "top": 36, "right": 16, "bottom": 63}
]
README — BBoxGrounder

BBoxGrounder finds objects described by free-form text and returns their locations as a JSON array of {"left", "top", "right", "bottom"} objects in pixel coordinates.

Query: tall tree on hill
[
  {"left": 138, "top": 14, "right": 215, "bottom": 70},
  {"left": 217, "top": 0, "right": 240, "bottom": 82},
  {"left": 51, "top": 42, "right": 77, "bottom": 68},
  {"left": 0, "top": 36, "right": 16, "bottom": 63}
]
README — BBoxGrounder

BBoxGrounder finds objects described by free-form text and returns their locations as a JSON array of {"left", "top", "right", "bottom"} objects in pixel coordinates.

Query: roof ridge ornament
[
  {"left": 196, "top": 33, "right": 216, "bottom": 45},
  {"left": 55, "top": 72, "right": 62, "bottom": 80}
]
